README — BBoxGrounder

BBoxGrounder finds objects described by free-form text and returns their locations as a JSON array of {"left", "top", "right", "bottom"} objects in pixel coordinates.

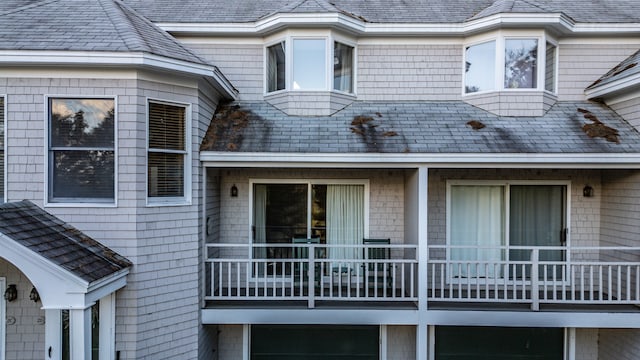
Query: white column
[
  {"left": 380, "top": 325, "right": 388, "bottom": 360},
  {"left": 242, "top": 324, "right": 250, "bottom": 360},
  {"left": 417, "top": 166, "right": 429, "bottom": 360},
  {"left": 44, "top": 309, "right": 61, "bottom": 360},
  {"left": 69, "top": 306, "right": 92, "bottom": 360},
  {"left": 99, "top": 294, "right": 116, "bottom": 360}
]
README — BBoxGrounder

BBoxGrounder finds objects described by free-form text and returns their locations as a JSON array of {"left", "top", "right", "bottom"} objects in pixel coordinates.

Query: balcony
[
  {"left": 205, "top": 243, "right": 640, "bottom": 311},
  {"left": 205, "top": 242, "right": 419, "bottom": 308},
  {"left": 427, "top": 245, "right": 640, "bottom": 311}
]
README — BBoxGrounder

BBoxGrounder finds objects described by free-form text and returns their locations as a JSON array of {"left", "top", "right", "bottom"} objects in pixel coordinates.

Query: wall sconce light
[
  {"left": 4, "top": 284, "right": 17, "bottom": 302},
  {"left": 230, "top": 184, "right": 238, "bottom": 197},
  {"left": 583, "top": 185, "right": 594, "bottom": 198},
  {"left": 30, "top": 287, "right": 40, "bottom": 303}
]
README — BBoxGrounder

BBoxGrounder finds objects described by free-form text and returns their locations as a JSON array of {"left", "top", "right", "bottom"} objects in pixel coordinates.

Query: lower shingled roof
[
  {"left": 0, "top": 200, "right": 131, "bottom": 283},
  {"left": 200, "top": 101, "right": 640, "bottom": 154}
]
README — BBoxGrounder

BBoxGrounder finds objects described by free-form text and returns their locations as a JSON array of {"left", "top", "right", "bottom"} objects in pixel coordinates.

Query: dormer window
[
  {"left": 293, "top": 39, "right": 326, "bottom": 90},
  {"left": 265, "top": 34, "right": 355, "bottom": 94},
  {"left": 464, "top": 33, "right": 556, "bottom": 94}
]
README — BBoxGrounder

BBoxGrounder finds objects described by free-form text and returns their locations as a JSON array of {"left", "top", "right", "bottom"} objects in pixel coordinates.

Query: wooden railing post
[
  {"left": 308, "top": 244, "right": 315, "bottom": 308},
  {"left": 531, "top": 248, "right": 540, "bottom": 311}
]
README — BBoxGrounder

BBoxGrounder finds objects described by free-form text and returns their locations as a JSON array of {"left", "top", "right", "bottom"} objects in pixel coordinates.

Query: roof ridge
[
  {"left": 109, "top": 0, "right": 211, "bottom": 65},
  {"left": 0, "top": 0, "right": 59, "bottom": 16},
  {"left": 97, "top": 0, "right": 150, "bottom": 53},
  {"left": 517, "top": 0, "right": 557, "bottom": 13}
]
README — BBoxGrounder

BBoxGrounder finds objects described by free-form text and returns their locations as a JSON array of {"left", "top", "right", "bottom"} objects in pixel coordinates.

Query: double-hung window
[
  {"left": 266, "top": 36, "right": 355, "bottom": 94},
  {"left": 447, "top": 181, "right": 568, "bottom": 279},
  {"left": 464, "top": 35, "right": 557, "bottom": 94},
  {"left": 48, "top": 98, "right": 115, "bottom": 203},
  {"left": 147, "top": 100, "right": 189, "bottom": 203}
]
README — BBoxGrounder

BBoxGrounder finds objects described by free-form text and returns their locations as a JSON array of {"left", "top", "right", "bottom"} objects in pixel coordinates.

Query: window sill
[
  {"left": 45, "top": 201, "right": 117, "bottom": 208},
  {"left": 146, "top": 198, "right": 192, "bottom": 207}
]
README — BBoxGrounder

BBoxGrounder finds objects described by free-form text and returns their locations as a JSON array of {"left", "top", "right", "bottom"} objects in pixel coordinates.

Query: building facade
[{"left": 1, "top": 0, "right": 640, "bottom": 359}]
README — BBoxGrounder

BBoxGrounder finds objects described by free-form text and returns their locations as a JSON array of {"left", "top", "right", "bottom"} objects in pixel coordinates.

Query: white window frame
[
  {"left": 44, "top": 95, "right": 118, "bottom": 207},
  {"left": 445, "top": 179, "right": 571, "bottom": 284},
  {"left": 264, "top": 30, "right": 357, "bottom": 95},
  {"left": 146, "top": 98, "right": 192, "bottom": 206},
  {"left": 544, "top": 37, "right": 559, "bottom": 94},
  {"left": 462, "top": 30, "right": 555, "bottom": 96}
]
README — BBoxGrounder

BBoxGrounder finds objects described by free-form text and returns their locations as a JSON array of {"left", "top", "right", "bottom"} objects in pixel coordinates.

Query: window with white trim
[
  {"left": 147, "top": 100, "right": 189, "bottom": 201},
  {"left": 464, "top": 35, "right": 557, "bottom": 94},
  {"left": 48, "top": 98, "right": 115, "bottom": 203},
  {"left": 266, "top": 37, "right": 355, "bottom": 94}
]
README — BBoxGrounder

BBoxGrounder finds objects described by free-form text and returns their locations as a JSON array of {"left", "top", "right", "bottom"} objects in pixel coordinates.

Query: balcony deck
[{"left": 205, "top": 243, "right": 640, "bottom": 311}]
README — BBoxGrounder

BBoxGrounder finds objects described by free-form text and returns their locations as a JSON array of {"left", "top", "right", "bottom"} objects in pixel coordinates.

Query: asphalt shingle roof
[
  {"left": 201, "top": 101, "right": 640, "bottom": 154},
  {"left": 588, "top": 49, "right": 640, "bottom": 91},
  {"left": 0, "top": 0, "right": 210, "bottom": 65},
  {"left": 0, "top": 200, "right": 131, "bottom": 283},
  {"left": 122, "top": 0, "right": 640, "bottom": 24}
]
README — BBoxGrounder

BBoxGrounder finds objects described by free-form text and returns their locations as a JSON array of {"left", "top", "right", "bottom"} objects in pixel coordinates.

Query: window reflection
[
  {"left": 504, "top": 39, "right": 538, "bottom": 89},
  {"left": 465, "top": 41, "right": 496, "bottom": 93}
]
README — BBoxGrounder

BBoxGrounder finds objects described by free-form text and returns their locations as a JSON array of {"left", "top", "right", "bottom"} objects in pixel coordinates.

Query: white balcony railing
[
  {"left": 427, "top": 245, "right": 640, "bottom": 310},
  {"left": 206, "top": 243, "right": 640, "bottom": 310},
  {"left": 205, "top": 243, "right": 419, "bottom": 308}
]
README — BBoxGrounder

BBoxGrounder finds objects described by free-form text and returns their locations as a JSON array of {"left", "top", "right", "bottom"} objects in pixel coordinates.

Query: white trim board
[{"left": 201, "top": 152, "right": 640, "bottom": 169}]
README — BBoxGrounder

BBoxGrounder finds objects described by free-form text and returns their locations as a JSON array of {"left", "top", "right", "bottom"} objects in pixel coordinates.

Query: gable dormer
[{"left": 462, "top": 29, "right": 558, "bottom": 117}]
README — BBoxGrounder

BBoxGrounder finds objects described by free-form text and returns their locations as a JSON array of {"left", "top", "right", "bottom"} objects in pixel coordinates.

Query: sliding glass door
[
  {"left": 449, "top": 182, "right": 567, "bottom": 279},
  {"left": 252, "top": 181, "right": 366, "bottom": 273}
]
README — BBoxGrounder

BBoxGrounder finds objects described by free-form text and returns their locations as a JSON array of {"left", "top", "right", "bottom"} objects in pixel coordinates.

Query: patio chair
[
  {"left": 363, "top": 238, "right": 392, "bottom": 293},
  {"left": 292, "top": 237, "right": 321, "bottom": 288}
]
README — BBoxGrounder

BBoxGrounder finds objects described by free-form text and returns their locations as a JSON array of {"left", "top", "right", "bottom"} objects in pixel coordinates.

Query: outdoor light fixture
[
  {"left": 230, "top": 184, "right": 238, "bottom": 197},
  {"left": 583, "top": 185, "right": 594, "bottom": 198},
  {"left": 4, "top": 284, "right": 17, "bottom": 302},
  {"left": 30, "top": 287, "right": 40, "bottom": 303}
]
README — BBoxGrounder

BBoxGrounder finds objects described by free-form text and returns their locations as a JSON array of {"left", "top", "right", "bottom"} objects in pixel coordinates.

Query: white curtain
[
  {"left": 254, "top": 185, "right": 267, "bottom": 260},
  {"left": 450, "top": 185, "right": 504, "bottom": 277},
  {"left": 326, "top": 185, "right": 364, "bottom": 266},
  {"left": 510, "top": 185, "right": 564, "bottom": 262}
]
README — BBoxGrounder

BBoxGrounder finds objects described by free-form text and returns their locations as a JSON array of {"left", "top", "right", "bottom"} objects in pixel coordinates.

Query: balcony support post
[
  {"left": 308, "top": 244, "right": 315, "bottom": 309},
  {"left": 531, "top": 248, "right": 540, "bottom": 311}
]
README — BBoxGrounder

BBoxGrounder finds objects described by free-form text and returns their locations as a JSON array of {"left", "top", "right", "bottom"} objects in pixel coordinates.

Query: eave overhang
[
  {"left": 200, "top": 152, "right": 640, "bottom": 169},
  {"left": 0, "top": 232, "right": 130, "bottom": 309},
  {"left": 0, "top": 50, "right": 238, "bottom": 100},
  {"left": 159, "top": 13, "right": 640, "bottom": 38},
  {"left": 585, "top": 72, "right": 640, "bottom": 101}
]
